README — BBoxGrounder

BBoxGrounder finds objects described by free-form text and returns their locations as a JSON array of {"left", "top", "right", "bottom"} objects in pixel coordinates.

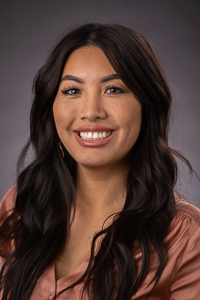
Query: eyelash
[
  {"left": 105, "top": 85, "right": 125, "bottom": 94},
  {"left": 61, "top": 86, "right": 80, "bottom": 95},
  {"left": 61, "top": 85, "right": 125, "bottom": 96}
]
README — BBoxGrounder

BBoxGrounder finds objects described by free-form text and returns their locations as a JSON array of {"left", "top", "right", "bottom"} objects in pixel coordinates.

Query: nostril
[{"left": 79, "top": 109, "right": 107, "bottom": 121}]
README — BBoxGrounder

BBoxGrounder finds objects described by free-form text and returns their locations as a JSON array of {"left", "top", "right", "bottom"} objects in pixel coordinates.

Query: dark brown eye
[
  {"left": 106, "top": 86, "right": 124, "bottom": 94},
  {"left": 62, "top": 88, "right": 80, "bottom": 95}
]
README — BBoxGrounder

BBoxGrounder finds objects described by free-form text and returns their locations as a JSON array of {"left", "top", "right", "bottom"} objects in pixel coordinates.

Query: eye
[
  {"left": 61, "top": 87, "right": 81, "bottom": 95},
  {"left": 105, "top": 86, "right": 124, "bottom": 95}
]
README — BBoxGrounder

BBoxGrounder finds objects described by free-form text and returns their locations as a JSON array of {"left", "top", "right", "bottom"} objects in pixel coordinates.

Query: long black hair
[{"left": 0, "top": 23, "right": 191, "bottom": 300}]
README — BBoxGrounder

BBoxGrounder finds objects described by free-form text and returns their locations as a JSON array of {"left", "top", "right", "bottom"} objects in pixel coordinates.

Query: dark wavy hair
[{"left": 0, "top": 23, "right": 191, "bottom": 300}]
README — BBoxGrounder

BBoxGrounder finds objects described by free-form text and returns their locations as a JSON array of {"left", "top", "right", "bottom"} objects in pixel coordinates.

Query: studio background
[{"left": 0, "top": 0, "right": 199, "bottom": 207}]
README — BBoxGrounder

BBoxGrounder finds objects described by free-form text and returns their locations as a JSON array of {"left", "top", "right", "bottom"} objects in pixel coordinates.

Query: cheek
[
  {"left": 53, "top": 102, "right": 64, "bottom": 135},
  {"left": 53, "top": 100, "right": 76, "bottom": 131},
  {"left": 53, "top": 101, "right": 60, "bottom": 123},
  {"left": 115, "top": 100, "right": 142, "bottom": 133}
]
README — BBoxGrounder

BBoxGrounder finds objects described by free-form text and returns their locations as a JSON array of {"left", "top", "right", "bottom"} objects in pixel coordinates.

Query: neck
[{"left": 75, "top": 163, "right": 128, "bottom": 217}]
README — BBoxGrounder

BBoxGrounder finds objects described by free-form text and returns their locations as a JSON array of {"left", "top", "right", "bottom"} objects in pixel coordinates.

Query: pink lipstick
[
  {"left": 74, "top": 125, "right": 116, "bottom": 147},
  {"left": 74, "top": 125, "right": 115, "bottom": 132}
]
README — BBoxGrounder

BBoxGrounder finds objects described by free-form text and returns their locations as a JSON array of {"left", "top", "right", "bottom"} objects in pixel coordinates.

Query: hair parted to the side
[{"left": 0, "top": 23, "right": 191, "bottom": 300}]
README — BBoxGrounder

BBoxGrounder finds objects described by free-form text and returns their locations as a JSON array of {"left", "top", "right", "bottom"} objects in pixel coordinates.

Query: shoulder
[
  {"left": 173, "top": 193, "right": 200, "bottom": 229},
  {"left": 175, "top": 192, "right": 200, "bottom": 224},
  {"left": 165, "top": 193, "right": 200, "bottom": 249},
  {"left": 167, "top": 194, "right": 200, "bottom": 298}
]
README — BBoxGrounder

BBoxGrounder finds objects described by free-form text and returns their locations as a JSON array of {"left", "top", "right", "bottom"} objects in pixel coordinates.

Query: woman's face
[{"left": 53, "top": 46, "right": 142, "bottom": 170}]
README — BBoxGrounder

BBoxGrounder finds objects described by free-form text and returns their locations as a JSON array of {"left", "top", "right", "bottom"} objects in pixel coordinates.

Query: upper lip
[{"left": 74, "top": 125, "right": 115, "bottom": 132}]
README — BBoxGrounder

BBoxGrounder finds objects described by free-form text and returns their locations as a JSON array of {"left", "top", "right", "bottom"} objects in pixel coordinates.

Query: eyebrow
[
  {"left": 60, "top": 74, "right": 121, "bottom": 84},
  {"left": 100, "top": 74, "right": 121, "bottom": 83},
  {"left": 60, "top": 75, "right": 84, "bottom": 84}
]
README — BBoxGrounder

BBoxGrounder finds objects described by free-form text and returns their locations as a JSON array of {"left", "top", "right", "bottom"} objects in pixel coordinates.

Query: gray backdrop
[{"left": 0, "top": 0, "right": 199, "bottom": 207}]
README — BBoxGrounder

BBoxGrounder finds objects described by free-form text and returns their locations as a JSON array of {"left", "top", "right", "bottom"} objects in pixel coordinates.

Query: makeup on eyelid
[{"left": 61, "top": 85, "right": 126, "bottom": 96}]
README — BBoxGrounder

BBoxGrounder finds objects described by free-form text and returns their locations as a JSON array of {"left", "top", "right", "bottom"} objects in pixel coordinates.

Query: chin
[{"left": 78, "top": 160, "right": 109, "bottom": 169}]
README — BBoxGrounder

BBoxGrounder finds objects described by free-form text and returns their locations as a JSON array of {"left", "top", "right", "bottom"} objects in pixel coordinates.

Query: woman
[{"left": 0, "top": 23, "right": 200, "bottom": 300}]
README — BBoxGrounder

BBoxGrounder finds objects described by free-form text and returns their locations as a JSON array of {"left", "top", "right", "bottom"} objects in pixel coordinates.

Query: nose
[{"left": 79, "top": 92, "right": 107, "bottom": 122}]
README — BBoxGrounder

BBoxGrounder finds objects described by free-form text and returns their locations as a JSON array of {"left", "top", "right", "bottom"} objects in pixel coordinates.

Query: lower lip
[{"left": 74, "top": 131, "right": 116, "bottom": 147}]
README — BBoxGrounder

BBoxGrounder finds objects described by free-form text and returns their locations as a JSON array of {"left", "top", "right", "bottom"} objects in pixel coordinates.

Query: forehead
[{"left": 62, "top": 46, "right": 116, "bottom": 77}]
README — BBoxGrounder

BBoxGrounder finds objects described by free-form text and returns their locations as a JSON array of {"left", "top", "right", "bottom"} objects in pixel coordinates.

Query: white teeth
[
  {"left": 93, "top": 132, "right": 98, "bottom": 139},
  {"left": 79, "top": 131, "right": 112, "bottom": 140}
]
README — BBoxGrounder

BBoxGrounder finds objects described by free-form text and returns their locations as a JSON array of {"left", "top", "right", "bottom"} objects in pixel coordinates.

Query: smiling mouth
[{"left": 78, "top": 131, "right": 112, "bottom": 140}]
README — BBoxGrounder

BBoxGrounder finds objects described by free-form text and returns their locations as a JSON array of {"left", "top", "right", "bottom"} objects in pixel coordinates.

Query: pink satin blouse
[{"left": 1, "top": 187, "right": 200, "bottom": 299}]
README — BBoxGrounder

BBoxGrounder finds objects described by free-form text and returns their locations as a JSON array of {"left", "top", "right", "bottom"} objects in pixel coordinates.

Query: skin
[
  {"left": 53, "top": 46, "right": 142, "bottom": 279},
  {"left": 53, "top": 46, "right": 142, "bottom": 172}
]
